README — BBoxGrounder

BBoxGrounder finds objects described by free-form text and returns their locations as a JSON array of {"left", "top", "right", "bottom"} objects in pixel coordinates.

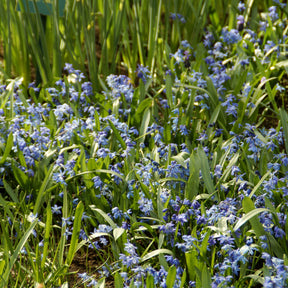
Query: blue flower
[
  {"left": 51, "top": 204, "right": 62, "bottom": 215},
  {"left": 92, "top": 176, "right": 103, "bottom": 189},
  {"left": 221, "top": 28, "right": 241, "bottom": 44},
  {"left": 106, "top": 74, "right": 134, "bottom": 102},
  {"left": 238, "top": 1, "right": 245, "bottom": 12},
  {"left": 135, "top": 64, "right": 151, "bottom": 84},
  {"left": 268, "top": 6, "right": 279, "bottom": 22}
]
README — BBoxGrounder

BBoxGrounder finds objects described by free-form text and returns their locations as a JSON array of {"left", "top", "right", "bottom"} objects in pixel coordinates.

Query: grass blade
[
  {"left": 65, "top": 201, "right": 84, "bottom": 266},
  {"left": 1, "top": 220, "right": 37, "bottom": 288}
]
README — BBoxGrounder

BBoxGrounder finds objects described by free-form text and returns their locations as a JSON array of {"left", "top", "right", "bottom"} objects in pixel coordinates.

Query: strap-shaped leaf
[
  {"left": 141, "top": 248, "right": 173, "bottom": 262},
  {"left": 0, "top": 132, "right": 13, "bottom": 165},
  {"left": 234, "top": 207, "right": 270, "bottom": 231}
]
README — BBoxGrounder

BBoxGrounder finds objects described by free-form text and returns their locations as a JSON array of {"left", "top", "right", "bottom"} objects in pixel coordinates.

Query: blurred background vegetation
[{"left": 0, "top": 0, "right": 282, "bottom": 90}]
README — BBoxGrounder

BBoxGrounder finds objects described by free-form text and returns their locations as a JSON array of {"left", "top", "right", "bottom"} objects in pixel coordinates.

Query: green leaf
[
  {"left": 33, "top": 164, "right": 56, "bottom": 214},
  {"left": 249, "top": 170, "right": 271, "bottom": 198},
  {"left": 41, "top": 202, "right": 52, "bottom": 269},
  {"left": 201, "top": 264, "right": 212, "bottom": 288},
  {"left": 240, "top": 197, "right": 284, "bottom": 258},
  {"left": 185, "top": 249, "right": 199, "bottom": 280},
  {"left": 166, "top": 265, "right": 177, "bottom": 288},
  {"left": 108, "top": 119, "right": 126, "bottom": 150},
  {"left": 141, "top": 249, "right": 173, "bottom": 263},
  {"left": 275, "top": 59, "right": 288, "bottom": 68},
  {"left": 280, "top": 108, "right": 288, "bottom": 154},
  {"left": 0, "top": 132, "right": 13, "bottom": 165},
  {"left": 198, "top": 146, "right": 215, "bottom": 197},
  {"left": 66, "top": 201, "right": 84, "bottom": 266},
  {"left": 234, "top": 207, "right": 271, "bottom": 232},
  {"left": 165, "top": 74, "right": 173, "bottom": 108},
  {"left": 172, "top": 152, "right": 190, "bottom": 168},
  {"left": 185, "top": 152, "right": 200, "bottom": 200},
  {"left": 3, "top": 180, "right": 19, "bottom": 203},
  {"left": 135, "top": 98, "right": 152, "bottom": 122},
  {"left": 157, "top": 187, "right": 164, "bottom": 222},
  {"left": 114, "top": 272, "right": 123, "bottom": 288},
  {"left": 0, "top": 194, "right": 14, "bottom": 220},
  {"left": 60, "top": 283, "right": 69, "bottom": 288},
  {"left": 145, "top": 274, "right": 155, "bottom": 288},
  {"left": 180, "top": 269, "right": 186, "bottom": 288},
  {"left": 206, "top": 104, "right": 221, "bottom": 139},
  {"left": 239, "top": 197, "right": 267, "bottom": 238},
  {"left": 77, "top": 232, "right": 111, "bottom": 250},
  {"left": 0, "top": 260, "right": 5, "bottom": 276},
  {"left": 17, "top": 89, "right": 29, "bottom": 108},
  {"left": 113, "top": 227, "right": 125, "bottom": 241},
  {"left": 67, "top": 169, "right": 125, "bottom": 183},
  {"left": 90, "top": 206, "right": 117, "bottom": 229},
  {"left": 12, "top": 162, "right": 28, "bottom": 189},
  {"left": 94, "top": 110, "right": 101, "bottom": 131},
  {"left": 139, "top": 107, "right": 151, "bottom": 144}
]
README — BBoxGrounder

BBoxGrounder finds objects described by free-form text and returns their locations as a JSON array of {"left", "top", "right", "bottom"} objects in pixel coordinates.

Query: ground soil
[{"left": 68, "top": 249, "right": 115, "bottom": 287}]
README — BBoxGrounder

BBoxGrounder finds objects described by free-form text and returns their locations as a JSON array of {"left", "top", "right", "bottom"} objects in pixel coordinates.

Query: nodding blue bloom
[
  {"left": 92, "top": 176, "right": 103, "bottom": 189},
  {"left": 259, "top": 21, "right": 268, "bottom": 31},
  {"left": 177, "top": 13, "right": 186, "bottom": 23},
  {"left": 264, "top": 40, "right": 276, "bottom": 54},
  {"left": 119, "top": 241, "right": 141, "bottom": 267},
  {"left": 120, "top": 272, "right": 128, "bottom": 281},
  {"left": 112, "top": 207, "right": 123, "bottom": 219},
  {"left": 170, "top": 12, "right": 177, "bottom": 20},
  {"left": 97, "top": 147, "right": 110, "bottom": 158},
  {"left": 231, "top": 165, "right": 241, "bottom": 176},
  {"left": 87, "top": 279, "right": 98, "bottom": 287},
  {"left": 240, "top": 58, "right": 250, "bottom": 66},
  {"left": 276, "top": 83, "right": 285, "bottom": 92},
  {"left": 81, "top": 212, "right": 90, "bottom": 221},
  {"left": 159, "top": 222, "right": 176, "bottom": 235},
  {"left": 21, "top": 247, "right": 27, "bottom": 254},
  {"left": 238, "top": 1, "right": 245, "bottom": 12},
  {"left": 215, "top": 128, "right": 223, "bottom": 137},
  {"left": 203, "top": 32, "right": 214, "bottom": 48},
  {"left": 214, "top": 164, "right": 222, "bottom": 178},
  {"left": 170, "top": 49, "right": 185, "bottom": 64},
  {"left": 170, "top": 13, "right": 186, "bottom": 23},
  {"left": 106, "top": 74, "right": 134, "bottom": 102},
  {"left": 237, "top": 15, "right": 244, "bottom": 26},
  {"left": 53, "top": 103, "right": 73, "bottom": 121},
  {"left": 268, "top": 6, "right": 279, "bottom": 22},
  {"left": 221, "top": 28, "right": 241, "bottom": 44},
  {"left": 181, "top": 40, "right": 191, "bottom": 49},
  {"left": 29, "top": 213, "right": 38, "bottom": 222},
  {"left": 197, "top": 132, "right": 208, "bottom": 142},
  {"left": 52, "top": 170, "right": 67, "bottom": 186},
  {"left": 51, "top": 204, "right": 62, "bottom": 215},
  {"left": 274, "top": 226, "right": 285, "bottom": 238},
  {"left": 64, "top": 63, "right": 74, "bottom": 74},
  {"left": 138, "top": 194, "right": 153, "bottom": 216},
  {"left": 64, "top": 227, "right": 72, "bottom": 239},
  {"left": 175, "top": 235, "right": 198, "bottom": 252},
  {"left": 179, "top": 125, "right": 188, "bottom": 136},
  {"left": 61, "top": 217, "right": 72, "bottom": 227},
  {"left": 135, "top": 64, "right": 151, "bottom": 84},
  {"left": 175, "top": 213, "right": 188, "bottom": 225}
]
